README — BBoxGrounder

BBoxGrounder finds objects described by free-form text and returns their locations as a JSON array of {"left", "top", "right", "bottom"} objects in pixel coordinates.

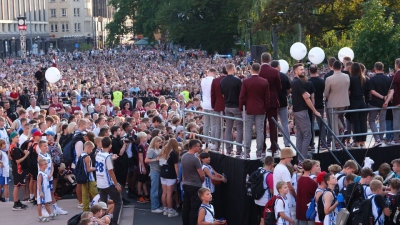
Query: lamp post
[{"left": 11, "top": 37, "right": 15, "bottom": 57}]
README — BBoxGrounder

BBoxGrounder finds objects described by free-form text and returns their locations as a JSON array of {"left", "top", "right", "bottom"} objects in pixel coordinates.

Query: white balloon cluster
[{"left": 45, "top": 67, "right": 62, "bottom": 83}]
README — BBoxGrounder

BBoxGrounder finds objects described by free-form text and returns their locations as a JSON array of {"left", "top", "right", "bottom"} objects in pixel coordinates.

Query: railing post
[
  {"left": 242, "top": 105, "right": 246, "bottom": 160},
  {"left": 331, "top": 108, "right": 335, "bottom": 150},
  {"left": 182, "top": 109, "right": 186, "bottom": 144},
  {"left": 220, "top": 111, "right": 224, "bottom": 155}
]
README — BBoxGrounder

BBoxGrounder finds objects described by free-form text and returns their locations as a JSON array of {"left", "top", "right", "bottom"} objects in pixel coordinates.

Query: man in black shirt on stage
[{"left": 34, "top": 65, "right": 46, "bottom": 104}]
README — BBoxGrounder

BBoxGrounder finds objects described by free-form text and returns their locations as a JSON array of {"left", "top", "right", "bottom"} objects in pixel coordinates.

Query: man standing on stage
[
  {"left": 35, "top": 65, "right": 46, "bottom": 104},
  {"left": 259, "top": 53, "right": 282, "bottom": 155}
]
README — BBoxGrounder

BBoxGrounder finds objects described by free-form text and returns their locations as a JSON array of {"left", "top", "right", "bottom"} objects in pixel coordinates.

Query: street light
[{"left": 11, "top": 37, "right": 15, "bottom": 57}]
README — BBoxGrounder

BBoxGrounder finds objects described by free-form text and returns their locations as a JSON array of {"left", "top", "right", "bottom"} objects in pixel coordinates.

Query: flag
[
  {"left": 7, "top": 58, "right": 12, "bottom": 67},
  {"left": 52, "top": 54, "right": 57, "bottom": 67}
]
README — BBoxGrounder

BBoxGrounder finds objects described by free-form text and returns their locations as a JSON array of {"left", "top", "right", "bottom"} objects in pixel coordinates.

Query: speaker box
[{"left": 251, "top": 45, "right": 268, "bottom": 63}]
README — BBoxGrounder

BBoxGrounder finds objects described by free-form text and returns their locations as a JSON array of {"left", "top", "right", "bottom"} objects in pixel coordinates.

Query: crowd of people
[{"left": 0, "top": 45, "right": 398, "bottom": 225}]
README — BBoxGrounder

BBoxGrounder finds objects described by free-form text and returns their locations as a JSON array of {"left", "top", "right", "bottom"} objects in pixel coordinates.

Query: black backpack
[
  {"left": 63, "top": 132, "right": 85, "bottom": 166},
  {"left": 317, "top": 189, "right": 336, "bottom": 222},
  {"left": 352, "top": 195, "right": 382, "bottom": 225},
  {"left": 74, "top": 155, "right": 90, "bottom": 184},
  {"left": 391, "top": 192, "right": 400, "bottom": 224},
  {"left": 246, "top": 168, "right": 270, "bottom": 200},
  {"left": 67, "top": 212, "right": 82, "bottom": 225}
]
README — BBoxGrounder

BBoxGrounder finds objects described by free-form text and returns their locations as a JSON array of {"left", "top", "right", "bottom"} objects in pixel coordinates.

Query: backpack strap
[
  {"left": 371, "top": 195, "right": 383, "bottom": 225},
  {"left": 200, "top": 205, "right": 214, "bottom": 219},
  {"left": 275, "top": 195, "right": 285, "bottom": 222}
]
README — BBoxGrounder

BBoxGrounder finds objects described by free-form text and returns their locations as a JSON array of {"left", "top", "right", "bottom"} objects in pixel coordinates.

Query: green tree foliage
[
  {"left": 351, "top": 0, "right": 400, "bottom": 69},
  {"left": 155, "top": 0, "right": 252, "bottom": 52},
  {"left": 105, "top": 0, "right": 139, "bottom": 46},
  {"left": 134, "top": 0, "right": 161, "bottom": 42}
]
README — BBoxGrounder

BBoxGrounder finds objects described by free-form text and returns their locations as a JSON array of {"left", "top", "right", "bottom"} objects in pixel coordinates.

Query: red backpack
[{"left": 263, "top": 195, "right": 285, "bottom": 225}]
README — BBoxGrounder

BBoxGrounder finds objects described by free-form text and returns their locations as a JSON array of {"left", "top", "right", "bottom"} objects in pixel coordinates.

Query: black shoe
[
  {"left": 122, "top": 198, "right": 131, "bottom": 205},
  {"left": 28, "top": 198, "right": 35, "bottom": 203},
  {"left": 0, "top": 198, "right": 5, "bottom": 202},
  {"left": 12, "top": 202, "right": 23, "bottom": 211},
  {"left": 17, "top": 200, "right": 28, "bottom": 209},
  {"left": 32, "top": 199, "right": 37, "bottom": 205}
]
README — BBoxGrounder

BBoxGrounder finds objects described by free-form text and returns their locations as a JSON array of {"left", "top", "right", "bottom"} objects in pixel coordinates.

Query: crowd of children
[{"left": 246, "top": 147, "right": 400, "bottom": 225}]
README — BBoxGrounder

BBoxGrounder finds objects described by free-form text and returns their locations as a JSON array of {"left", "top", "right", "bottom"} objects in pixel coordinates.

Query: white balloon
[
  {"left": 278, "top": 59, "right": 289, "bottom": 74},
  {"left": 45, "top": 67, "right": 61, "bottom": 84},
  {"left": 338, "top": 47, "right": 354, "bottom": 63},
  {"left": 308, "top": 47, "right": 325, "bottom": 64},
  {"left": 290, "top": 42, "right": 307, "bottom": 60}
]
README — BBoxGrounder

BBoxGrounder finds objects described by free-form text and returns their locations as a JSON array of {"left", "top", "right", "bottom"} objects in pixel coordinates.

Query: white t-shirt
[
  {"left": 273, "top": 163, "right": 291, "bottom": 195},
  {"left": 19, "top": 134, "right": 28, "bottom": 146},
  {"left": 274, "top": 195, "right": 290, "bottom": 225},
  {"left": 200, "top": 76, "right": 214, "bottom": 110}
]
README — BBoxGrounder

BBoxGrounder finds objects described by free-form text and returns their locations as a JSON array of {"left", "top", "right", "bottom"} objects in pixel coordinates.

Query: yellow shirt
[
  {"left": 112, "top": 91, "right": 123, "bottom": 106},
  {"left": 181, "top": 90, "right": 190, "bottom": 101}
]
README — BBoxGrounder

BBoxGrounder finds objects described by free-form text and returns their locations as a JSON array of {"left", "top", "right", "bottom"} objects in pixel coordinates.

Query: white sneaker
[
  {"left": 41, "top": 207, "right": 50, "bottom": 217},
  {"left": 151, "top": 208, "right": 164, "bottom": 213},
  {"left": 163, "top": 208, "right": 168, "bottom": 216},
  {"left": 168, "top": 209, "right": 179, "bottom": 217},
  {"left": 77, "top": 203, "right": 83, "bottom": 208},
  {"left": 54, "top": 208, "right": 68, "bottom": 215}
]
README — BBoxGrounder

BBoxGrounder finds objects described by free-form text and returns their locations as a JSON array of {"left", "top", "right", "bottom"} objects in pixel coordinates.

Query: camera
[
  {"left": 123, "top": 134, "right": 135, "bottom": 143},
  {"left": 41, "top": 67, "right": 47, "bottom": 71},
  {"left": 23, "top": 87, "right": 29, "bottom": 94}
]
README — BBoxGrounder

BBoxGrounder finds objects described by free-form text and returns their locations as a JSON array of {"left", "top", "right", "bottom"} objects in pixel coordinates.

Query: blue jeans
[{"left": 149, "top": 170, "right": 161, "bottom": 210}]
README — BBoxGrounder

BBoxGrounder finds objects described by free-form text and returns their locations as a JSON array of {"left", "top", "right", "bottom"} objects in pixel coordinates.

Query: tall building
[
  {"left": 0, "top": 0, "right": 49, "bottom": 58},
  {"left": 48, "top": 0, "right": 94, "bottom": 51},
  {"left": 92, "top": 0, "right": 113, "bottom": 48}
]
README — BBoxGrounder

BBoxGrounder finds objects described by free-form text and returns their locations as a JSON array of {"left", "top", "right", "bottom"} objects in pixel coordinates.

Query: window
[
  {"left": 61, "top": 8, "right": 67, "bottom": 17},
  {"left": 62, "top": 23, "right": 69, "bottom": 32},
  {"left": 74, "top": 8, "right": 80, "bottom": 17},
  {"left": 50, "top": 0, "right": 55, "bottom": 2},
  {"left": 50, "top": 24, "right": 58, "bottom": 32},
  {"left": 74, "top": 23, "right": 80, "bottom": 32},
  {"left": 50, "top": 9, "right": 56, "bottom": 17}
]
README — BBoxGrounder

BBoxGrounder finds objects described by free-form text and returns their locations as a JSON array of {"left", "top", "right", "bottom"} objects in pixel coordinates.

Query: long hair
[
  {"left": 149, "top": 136, "right": 163, "bottom": 150},
  {"left": 160, "top": 138, "right": 179, "bottom": 160},
  {"left": 350, "top": 62, "right": 366, "bottom": 86}
]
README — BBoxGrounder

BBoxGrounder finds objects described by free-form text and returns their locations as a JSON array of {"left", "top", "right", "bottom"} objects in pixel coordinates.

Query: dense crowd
[{"left": 0, "top": 46, "right": 399, "bottom": 225}]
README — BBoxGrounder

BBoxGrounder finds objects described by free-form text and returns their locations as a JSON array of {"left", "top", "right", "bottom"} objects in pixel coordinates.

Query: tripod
[{"left": 37, "top": 81, "right": 48, "bottom": 106}]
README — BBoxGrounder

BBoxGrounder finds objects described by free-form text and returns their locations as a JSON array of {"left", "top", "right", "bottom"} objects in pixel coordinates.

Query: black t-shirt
[
  {"left": 35, "top": 70, "right": 44, "bottom": 85},
  {"left": 309, "top": 76, "right": 325, "bottom": 109},
  {"left": 278, "top": 72, "right": 291, "bottom": 108},
  {"left": 349, "top": 76, "right": 368, "bottom": 102},
  {"left": 10, "top": 146, "right": 23, "bottom": 172},
  {"left": 160, "top": 150, "right": 179, "bottom": 179},
  {"left": 373, "top": 194, "right": 387, "bottom": 214},
  {"left": 111, "top": 136, "right": 128, "bottom": 164},
  {"left": 291, "top": 77, "right": 308, "bottom": 112},
  {"left": 369, "top": 73, "right": 393, "bottom": 107}
]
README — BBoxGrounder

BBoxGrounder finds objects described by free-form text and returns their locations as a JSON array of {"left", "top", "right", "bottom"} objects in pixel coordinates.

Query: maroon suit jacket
[
  {"left": 259, "top": 64, "right": 282, "bottom": 108},
  {"left": 211, "top": 75, "right": 226, "bottom": 112},
  {"left": 239, "top": 75, "right": 270, "bottom": 114}
]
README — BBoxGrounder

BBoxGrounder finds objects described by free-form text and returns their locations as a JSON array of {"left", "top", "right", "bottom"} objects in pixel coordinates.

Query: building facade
[{"left": 0, "top": 0, "right": 49, "bottom": 58}]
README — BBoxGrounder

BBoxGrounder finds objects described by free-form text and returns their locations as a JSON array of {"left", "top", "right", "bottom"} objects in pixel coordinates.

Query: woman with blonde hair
[
  {"left": 144, "top": 136, "right": 164, "bottom": 213},
  {"left": 159, "top": 138, "right": 180, "bottom": 217}
]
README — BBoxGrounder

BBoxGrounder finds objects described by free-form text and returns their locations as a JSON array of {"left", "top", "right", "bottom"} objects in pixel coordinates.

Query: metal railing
[
  {"left": 331, "top": 105, "right": 400, "bottom": 141},
  {"left": 271, "top": 117, "right": 305, "bottom": 160},
  {"left": 182, "top": 106, "right": 248, "bottom": 159}
]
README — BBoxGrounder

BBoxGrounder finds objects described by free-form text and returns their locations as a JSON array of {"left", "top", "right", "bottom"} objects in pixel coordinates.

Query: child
[
  {"left": 369, "top": 180, "right": 390, "bottom": 224},
  {"left": 199, "top": 152, "right": 227, "bottom": 193},
  {"left": 334, "top": 160, "right": 358, "bottom": 195},
  {"left": 197, "top": 187, "right": 226, "bottom": 225},
  {"left": 391, "top": 159, "right": 400, "bottom": 179},
  {"left": 81, "top": 141, "right": 98, "bottom": 212},
  {"left": 79, "top": 218, "right": 94, "bottom": 225},
  {"left": 9, "top": 132, "right": 29, "bottom": 210},
  {"left": 255, "top": 156, "right": 274, "bottom": 225},
  {"left": 0, "top": 139, "right": 10, "bottom": 202},
  {"left": 37, "top": 158, "right": 56, "bottom": 222},
  {"left": 321, "top": 173, "right": 339, "bottom": 225},
  {"left": 58, "top": 163, "right": 76, "bottom": 185},
  {"left": 91, "top": 204, "right": 111, "bottom": 225},
  {"left": 327, "top": 164, "right": 342, "bottom": 175},
  {"left": 310, "top": 160, "right": 321, "bottom": 181},
  {"left": 274, "top": 181, "right": 295, "bottom": 225}
]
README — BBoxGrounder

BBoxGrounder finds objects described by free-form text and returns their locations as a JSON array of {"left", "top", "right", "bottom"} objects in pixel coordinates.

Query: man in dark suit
[
  {"left": 210, "top": 67, "right": 227, "bottom": 151},
  {"left": 239, "top": 63, "right": 270, "bottom": 158},
  {"left": 259, "top": 53, "right": 282, "bottom": 155}
]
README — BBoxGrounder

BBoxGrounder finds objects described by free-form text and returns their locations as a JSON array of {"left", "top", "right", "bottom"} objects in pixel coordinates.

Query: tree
[
  {"left": 155, "top": 0, "right": 252, "bottom": 52},
  {"left": 105, "top": 0, "right": 139, "bottom": 46},
  {"left": 351, "top": 0, "right": 400, "bottom": 69}
]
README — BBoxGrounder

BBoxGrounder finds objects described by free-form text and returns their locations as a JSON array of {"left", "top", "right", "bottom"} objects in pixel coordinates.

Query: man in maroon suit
[
  {"left": 210, "top": 67, "right": 227, "bottom": 151},
  {"left": 259, "top": 53, "right": 282, "bottom": 155},
  {"left": 239, "top": 63, "right": 270, "bottom": 158}
]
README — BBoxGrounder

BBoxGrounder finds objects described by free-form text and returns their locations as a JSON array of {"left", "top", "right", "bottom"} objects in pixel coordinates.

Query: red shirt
[
  {"left": 152, "top": 89, "right": 161, "bottom": 97},
  {"left": 393, "top": 71, "right": 400, "bottom": 105},
  {"left": 49, "top": 103, "right": 64, "bottom": 112},
  {"left": 296, "top": 176, "right": 318, "bottom": 220},
  {"left": 70, "top": 106, "right": 81, "bottom": 114}
]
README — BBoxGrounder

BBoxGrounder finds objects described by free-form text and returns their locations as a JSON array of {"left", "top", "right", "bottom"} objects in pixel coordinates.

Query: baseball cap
[
  {"left": 32, "top": 130, "right": 46, "bottom": 137},
  {"left": 176, "top": 126, "right": 184, "bottom": 133},
  {"left": 97, "top": 201, "right": 108, "bottom": 210},
  {"left": 316, "top": 171, "right": 327, "bottom": 184},
  {"left": 31, "top": 128, "right": 38, "bottom": 134},
  {"left": 45, "top": 130, "right": 56, "bottom": 137}
]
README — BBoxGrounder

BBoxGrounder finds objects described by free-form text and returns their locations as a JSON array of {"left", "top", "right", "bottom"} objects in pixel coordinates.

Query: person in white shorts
[{"left": 37, "top": 158, "right": 56, "bottom": 222}]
